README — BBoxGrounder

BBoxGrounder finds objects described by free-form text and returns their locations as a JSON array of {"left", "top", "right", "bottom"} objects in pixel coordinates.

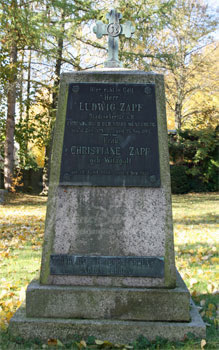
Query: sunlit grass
[
  {"left": 173, "top": 193, "right": 218, "bottom": 296},
  {"left": 0, "top": 194, "right": 46, "bottom": 331}
]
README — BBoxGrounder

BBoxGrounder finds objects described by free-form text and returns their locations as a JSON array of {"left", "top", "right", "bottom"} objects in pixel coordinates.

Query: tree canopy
[{"left": 0, "top": 0, "right": 218, "bottom": 190}]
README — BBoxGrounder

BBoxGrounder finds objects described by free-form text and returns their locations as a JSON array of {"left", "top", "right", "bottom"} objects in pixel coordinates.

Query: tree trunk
[
  {"left": 175, "top": 102, "right": 181, "bottom": 130},
  {"left": 52, "top": 27, "right": 64, "bottom": 112},
  {"left": 18, "top": 51, "right": 24, "bottom": 121},
  {"left": 23, "top": 49, "right": 32, "bottom": 166},
  {"left": 4, "top": 44, "right": 17, "bottom": 190},
  {"left": 41, "top": 145, "right": 50, "bottom": 196},
  {"left": 41, "top": 12, "right": 65, "bottom": 195}
]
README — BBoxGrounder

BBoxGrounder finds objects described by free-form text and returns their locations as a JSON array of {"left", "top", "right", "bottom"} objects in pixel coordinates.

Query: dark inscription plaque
[
  {"left": 60, "top": 83, "right": 160, "bottom": 187},
  {"left": 50, "top": 255, "right": 164, "bottom": 278}
]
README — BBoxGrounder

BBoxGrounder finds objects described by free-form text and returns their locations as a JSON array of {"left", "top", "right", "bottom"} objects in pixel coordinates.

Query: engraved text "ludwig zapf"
[{"left": 79, "top": 102, "right": 143, "bottom": 112}]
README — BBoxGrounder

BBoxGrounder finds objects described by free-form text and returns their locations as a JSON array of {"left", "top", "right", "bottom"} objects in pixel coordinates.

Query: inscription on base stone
[
  {"left": 60, "top": 83, "right": 160, "bottom": 187},
  {"left": 50, "top": 255, "right": 164, "bottom": 277}
]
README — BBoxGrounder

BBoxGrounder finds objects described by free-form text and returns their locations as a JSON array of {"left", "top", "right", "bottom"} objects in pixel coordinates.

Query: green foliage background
[{"left": 169, "top": 127, "right": 219, "bottom": 193}]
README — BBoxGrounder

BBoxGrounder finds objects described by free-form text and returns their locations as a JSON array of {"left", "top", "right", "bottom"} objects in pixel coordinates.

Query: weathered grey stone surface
[
  {"left": 93, "top": 9, "right": 135, "bottom": 68},
  {"left": 9, "top": 299, "right": 206, "bottom": 343},
  {"left": 40, "top": 70, "right": 175, "bottom": 288},
  {"left": 26, "top": 272, "right": 190, "bottom": 321}
]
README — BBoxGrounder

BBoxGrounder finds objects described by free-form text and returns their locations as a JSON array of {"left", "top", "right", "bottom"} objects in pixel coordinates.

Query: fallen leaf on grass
[
  {"left": 208, "top": 303, "right": 216, "bottom": 311},
  {"left": 207, "top": 282, "right": 218, "bottom": 293},
  {"left": 48, "top": 338, "right": 57, "bottom": 345},
  {"left": 205, "top": 310, "right": 213, "bottom": 318},
  {"left": 79, "top": 340, "right": 87, "bottom": 348},
  {"left": 200, "top": 300, "right": 206, "bottom": 307},
  {"left": 5, "top": 311, "right": 13, "bottom": 321},
  {"left": 201, "top": 339, "right": 206, "bottom": 349},
  {"left": 57, "top": 339, "right": 64, "bottom": 347},
  {"left": 191, "top": 290, "right": 200, "bottom": 297},
  {"left": 95, "top": 339, "right": 114, "bottom": 347},
  {"left": 76, "top": 340, "right": 87, "bottom": 349},
  {"left": 47, "top": 338, "right": 64, "bottom": 346}
]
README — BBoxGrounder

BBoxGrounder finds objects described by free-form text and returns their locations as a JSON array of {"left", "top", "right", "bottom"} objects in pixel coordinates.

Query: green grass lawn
[{"left": 0, "top": 192, "right": 218, "bottom": 349}]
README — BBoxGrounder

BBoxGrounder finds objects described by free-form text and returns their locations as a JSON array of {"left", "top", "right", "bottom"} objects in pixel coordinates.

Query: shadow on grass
[
  {"left": 175, "top": 242, "right": 217, "bottom": 255},
  {"left": 172, "top": 193, "right": 219, "bottom": 202},
  {"left": 174, "top": 213, "right": 218, "bottom": 225},
  {"left": 3, "top": 193, "right": 47, "bottom": 207}
]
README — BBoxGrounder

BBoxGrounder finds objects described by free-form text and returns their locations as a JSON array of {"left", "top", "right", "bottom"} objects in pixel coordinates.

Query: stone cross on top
[{"left": 93, "top": 9, "right": 135, "bottom": 68}]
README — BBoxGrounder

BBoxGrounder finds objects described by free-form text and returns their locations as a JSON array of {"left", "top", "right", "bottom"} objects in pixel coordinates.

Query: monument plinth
[
  {"left": 39, "top": 71, "right": 175, "bottom": 290},
  {"left": 9, "top": 9, "right": 205, "bottom": 343}
]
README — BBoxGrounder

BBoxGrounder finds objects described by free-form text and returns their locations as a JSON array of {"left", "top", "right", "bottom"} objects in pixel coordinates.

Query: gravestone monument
[{"left": 10, "top": 9, "right": 205, "bottom": 343}]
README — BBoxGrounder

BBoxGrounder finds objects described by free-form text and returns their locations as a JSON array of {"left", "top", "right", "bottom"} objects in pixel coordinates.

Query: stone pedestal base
[
  {"left": 9, "top": 273, "right": 206, "bottom": 343},
  {"left": 25, "top": 273, "right": 190, "bottom": 321},
  {"left": 9, "top": 300, "right": 205, "bottom": 343}
]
